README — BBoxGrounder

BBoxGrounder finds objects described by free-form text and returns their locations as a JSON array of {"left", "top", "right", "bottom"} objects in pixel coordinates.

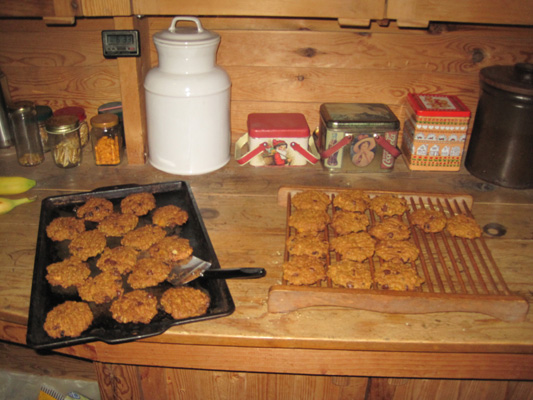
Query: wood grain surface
[{"left": 0, "top": 10, "right": 532, "bottom": 397}]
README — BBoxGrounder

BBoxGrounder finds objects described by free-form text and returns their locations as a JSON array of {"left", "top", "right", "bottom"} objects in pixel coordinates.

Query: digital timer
[{"left": 101, "top": 30, "right": 140, "bottom": 58}]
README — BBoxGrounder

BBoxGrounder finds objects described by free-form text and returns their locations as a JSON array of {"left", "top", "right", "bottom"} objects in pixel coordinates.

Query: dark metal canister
[{"left": 465, "top": 63, "right": 533, "bottom": 189}]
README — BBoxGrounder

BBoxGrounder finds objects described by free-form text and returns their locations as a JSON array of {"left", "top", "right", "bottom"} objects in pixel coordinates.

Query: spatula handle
[{"left": 203, "top": 268, "right": 266, "bottom": 280}]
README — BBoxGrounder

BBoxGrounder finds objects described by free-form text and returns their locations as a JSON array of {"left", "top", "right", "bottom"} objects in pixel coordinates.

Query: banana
[
  {"left": 0, "top": 176, "right": 36, "bottom": 195},
  {"left": 0, "top": 196, "right": 36, "bottom": 215}
]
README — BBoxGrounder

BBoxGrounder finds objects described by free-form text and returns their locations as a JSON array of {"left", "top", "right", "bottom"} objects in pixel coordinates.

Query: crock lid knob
[{"left": 168, "top": 16, "right": 204, "bottom": 33}]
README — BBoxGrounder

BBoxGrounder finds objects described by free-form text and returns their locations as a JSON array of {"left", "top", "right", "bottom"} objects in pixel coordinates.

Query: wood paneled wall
[{"left": 0, "top": 16, "right": 532, "bottom": 155}]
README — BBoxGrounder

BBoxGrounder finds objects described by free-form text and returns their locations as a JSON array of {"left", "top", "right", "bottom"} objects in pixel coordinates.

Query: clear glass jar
[
  {"left": 8, "top": 101, "right": 44, "bottom": 166},
  {"left": 36, "top": 105, "right": 53, "bottom": 152},
  {"left": 91, "top": 113, "right": 122, "bottom": 166},
  {"left": 54, "top": 106, "right": 89, "bottom": 147},
  {"left": 46, "top": 115, "right": 82, "bottom": 168}
]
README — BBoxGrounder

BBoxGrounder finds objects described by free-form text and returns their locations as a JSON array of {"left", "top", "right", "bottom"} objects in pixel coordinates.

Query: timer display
[{"left": 102, "top": 30, "right": 140, "bottom": 58}]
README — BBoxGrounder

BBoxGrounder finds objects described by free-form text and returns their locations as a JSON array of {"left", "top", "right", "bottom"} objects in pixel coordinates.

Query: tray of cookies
[
  {"left": 267, "top": 186, "right": 529, "bottom": 322},
  {"left": 27, "top": 181, "right": 235, "bottom": 350}
]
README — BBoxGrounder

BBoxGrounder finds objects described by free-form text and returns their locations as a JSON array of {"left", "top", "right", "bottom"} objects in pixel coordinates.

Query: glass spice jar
[
  {"left": 46, "top": 115, "right": 82, "bottom": 168},
  {"left": 91, "top": 113, "right": 122, "bottom": 166},
  {"left": 8, "top": 101, "right": 44, "bottom": 166},
  {"left": 36, "top": 105, "right": 53, "bottom": 152},
  {"left": 54, "top": 106, "right": 89, "bottom": 147}
]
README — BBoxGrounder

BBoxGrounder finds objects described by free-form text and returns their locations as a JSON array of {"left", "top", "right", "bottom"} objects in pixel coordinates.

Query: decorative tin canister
[
  {"left": 315, "top": 103, "right": 401, "bottom": 173},
  {"left": 401, "top": 93, "right": 471, "bottom": 171},
  {"left": 235, "top": 113, "right": 319, "bottom": 167},
  {"left": 144, "top": 16, "right": 231, "bottom": 175}
]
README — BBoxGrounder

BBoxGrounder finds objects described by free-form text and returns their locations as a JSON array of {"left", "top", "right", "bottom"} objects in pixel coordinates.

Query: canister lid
[
  {"left": 406, "top": 93, "right": 471, "bottom": 117},
  {"left": 320, "top": 103, "right": 400, "bottom": 130},
  {"left": 98, "top": 101, "right": 123, "bottom": 121},
  {"left": 91, "top": 113, "right": 119, "bottom": 129},
  {"left": 154, "top": 16, "right": 220, "bottom": 46},
  {"left": 36, "top": 105, "right": 53, "bottom": 122},
  {"left": 480, "top": 63, "right": 533, "bottom": 96},
  {"left": 248, "top": 113, "right": 310, "bottom": 138},
  {"left": 54, "top": 106, "right": 87, "bottom": 122},
  {"left": 9, "top": 100, "right": 35, "bottom": 114},
  {"left": 45, "top": 115, "right": 80, "bottom": 134}
]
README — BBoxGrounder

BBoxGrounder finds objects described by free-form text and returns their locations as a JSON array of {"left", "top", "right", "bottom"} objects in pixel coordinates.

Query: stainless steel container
[
  {"left": 0, "top": 70, "right": 13, "bottom": 148},
  {"left": 465, "top": 63, "right": 533, "bottom": 189}
]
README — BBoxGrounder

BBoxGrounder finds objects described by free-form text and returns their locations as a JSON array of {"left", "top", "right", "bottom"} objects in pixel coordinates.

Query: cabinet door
[
  {"left": 0, "top": 0, "right": 80, "bottom": 23},
  {"left": 132, "top": 0, "right": 385, "bottom": 25},
  {"left": 82, "top": 0, "right": 132, "bottom": 16},
  {"left": 387, "top": 0, "right": 533, "bottom": 28}
]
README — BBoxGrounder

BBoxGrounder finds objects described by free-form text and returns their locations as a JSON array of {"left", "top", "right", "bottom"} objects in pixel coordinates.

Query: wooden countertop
[{"left": 1, "top": 146, "right": 532, "bottom": 380}]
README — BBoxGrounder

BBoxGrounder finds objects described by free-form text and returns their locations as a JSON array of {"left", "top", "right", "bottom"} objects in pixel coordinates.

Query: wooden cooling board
[{"left": 268, "top": 186, "right": 529, "bottom": 322}]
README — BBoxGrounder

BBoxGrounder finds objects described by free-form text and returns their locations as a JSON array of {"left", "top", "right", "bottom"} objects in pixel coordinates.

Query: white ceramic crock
[{"left": 144, "top": 16, "right": 231, "bottom": 175}]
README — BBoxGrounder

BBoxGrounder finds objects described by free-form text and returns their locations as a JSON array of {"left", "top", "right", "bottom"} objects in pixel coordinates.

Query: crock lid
[
  {"left": 154, "top": 16, "right": 220, "bottom": 46},
  {"left": 480, "top": 63, "right": 533, "bottom": 96}
]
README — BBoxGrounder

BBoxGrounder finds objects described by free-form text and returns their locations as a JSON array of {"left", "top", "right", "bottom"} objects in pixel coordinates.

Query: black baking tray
[{"left": 26, "top": 181, "right": 235, "bottom": 350}]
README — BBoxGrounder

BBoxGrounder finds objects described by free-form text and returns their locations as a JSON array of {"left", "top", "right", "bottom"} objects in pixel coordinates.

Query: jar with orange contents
[{"left": 90, "top": 113, "right": 122, "bottom": 166}]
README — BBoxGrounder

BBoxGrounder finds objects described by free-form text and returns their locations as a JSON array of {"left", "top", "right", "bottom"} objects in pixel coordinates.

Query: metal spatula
[{"left": 167, "top": 256, "right": 266, "bottom": 286}]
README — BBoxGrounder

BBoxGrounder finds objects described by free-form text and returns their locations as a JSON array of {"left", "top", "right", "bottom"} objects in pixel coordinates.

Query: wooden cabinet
[
  {"left": 131, "top": 0, "right": 386, "bottom": 27},
  {"left": 387, "top": 0, "right": 533, "bottom": 28},
  {"left": 0, "top": 0, "right": 81, "bottom": 24}
]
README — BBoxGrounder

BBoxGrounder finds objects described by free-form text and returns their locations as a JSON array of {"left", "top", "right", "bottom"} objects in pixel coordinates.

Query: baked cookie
[
  {"left": 76, "top": 197, "right": 114, "bottom": 222},
  {"left": 120, "top": 192, "right": 156, "bottom": 216},
  {"left": 78, "top": 271, "right": 124, "bottom": 304},
  {"left": 148, "top": 236, "right": 193, "bottom": 264},
  {"left": 152, "top": 205, "right": 189, "bottom": 228},
  {"left": 374, "top": 261, "right": 424, "bottom": 291},
  {"left": 288, "top": 209, "right": 331, "bottom": 234},
  {"left": 286, "top": 234, "right": 329, "bottom": 258},
  {"left": 46, "top": 257, "right": 91, "bottom": 289},
  {"left": 410, "top": 208, "right": 447, "bottom": 233},
  {"left": 46, "top": 216, "right": 86, "bottom": 241},
  {"left": 160, "top": 286, "right": 210, "bottom": 320},
  {"left": 291, "top": 190, "right": 331, "bottom": 211},
  {"left": 283, "top": 255, "right": 326, "bottom": 286},
  {"left": 329, "top": 232, "right": 376, "bottom": 262},
  {"left": 127, "top": 258, "right": 172, "bottom": 289},
  {"left": 96, "top": 245, "right": 139, "bottom": 274},
  {"left": 97, "top": 212, "right": 139, "bottom": 237},
  {"left": 43, "top": 301, "right": 93, "bottom": 339},
  {"left": 333, "top": 190, "right": 370, "bottom": 213},
  {"left": 121, "top": 224, "right": 167, "bottom": 251},
  {"left": 331, "top": 211, "right": 370, "bottom": 235},
  {"left": 446, "top": 214, "right": 482, "bottom": 239},
  {"left": 369, "top": 217, "right": 411, "bottom": 241},
  {"left": 375, "top": 240, "right": 419, "bottom": 263},
  {"left": 327, "top": 260, "right": 372, "bottom": 289},
  {"left": 370, "top": 194, "right": 408, "bottom": 218},
  {"left": 110, "top": 290, "right": 158, "bottom": 324},
  {"left": 68, "top": 230, "right": 107, "bottom": 261}
]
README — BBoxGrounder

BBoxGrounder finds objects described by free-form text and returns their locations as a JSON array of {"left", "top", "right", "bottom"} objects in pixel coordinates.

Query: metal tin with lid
[
  {"left": 465, "top": 63, "right": 533, "bottom": 189},
  {"left": 401, "top": 93, "right": 471, "bottom": 171},
  {"left": 91, "top": 113, "right": 122, "bottom": 166},
  {"left": 316, "top": 103, "right": 400, "bottom": 173},
  {"left": 46, "top": 115, "right": 81, "bottom": 168}
]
